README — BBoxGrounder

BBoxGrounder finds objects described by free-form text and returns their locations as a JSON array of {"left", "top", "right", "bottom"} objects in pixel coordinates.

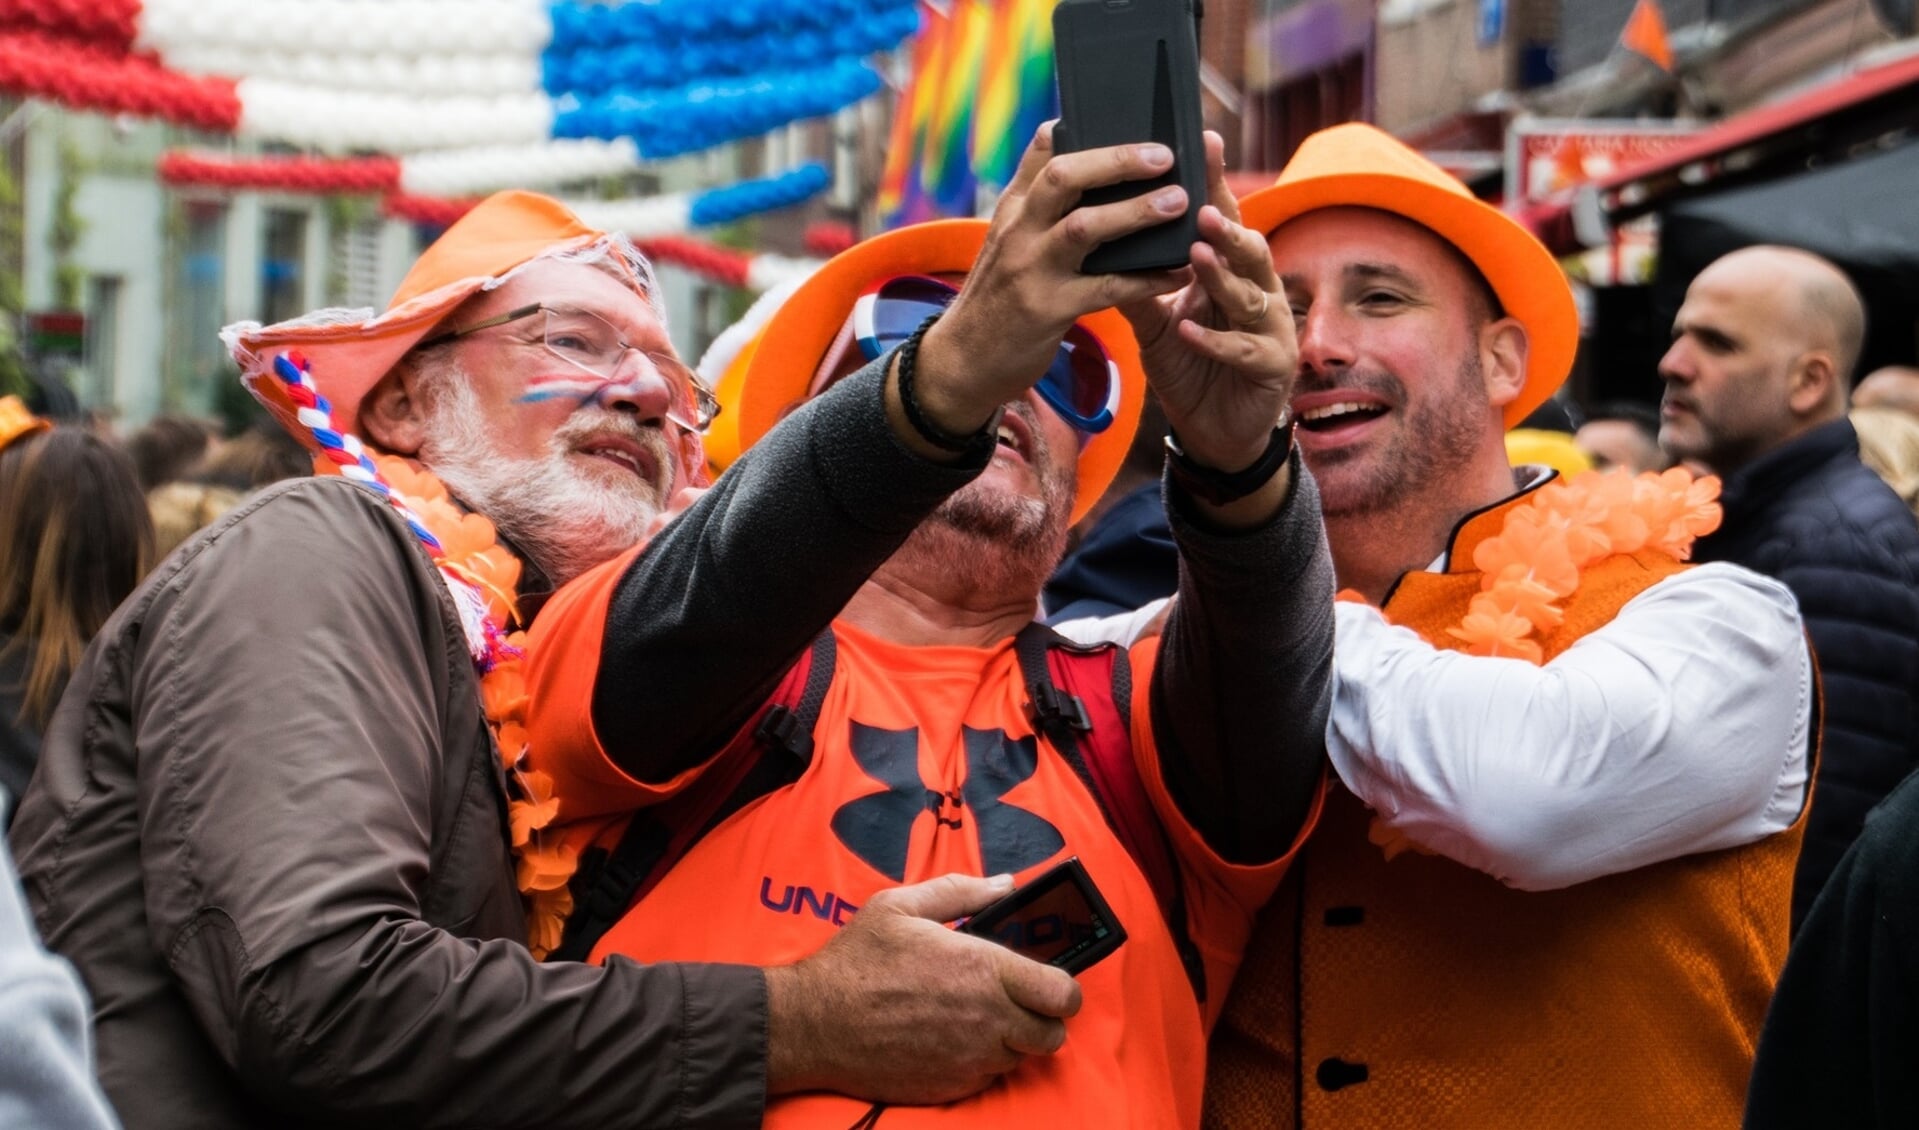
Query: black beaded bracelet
[{"left": 895, "top": 311, "right": 987, "bottom": 454}]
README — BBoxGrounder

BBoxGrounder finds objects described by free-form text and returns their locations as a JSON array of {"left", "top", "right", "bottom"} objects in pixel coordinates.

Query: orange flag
[{"left": 1622, "top": 0, "right": 1674, "bottom": 71}]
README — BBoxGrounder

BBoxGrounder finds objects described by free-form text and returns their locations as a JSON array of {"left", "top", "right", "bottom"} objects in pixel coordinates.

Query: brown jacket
[{"left": 9, "top": 477, "right": 767, "bottom": 1129}]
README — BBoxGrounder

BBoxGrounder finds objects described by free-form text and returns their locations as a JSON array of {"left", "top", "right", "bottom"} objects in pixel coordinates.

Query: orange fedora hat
[
  {"left": 223, "top": 190, "right": 634, "bottom": 445},
  {"left": 1239, "top": 123, "right": 1579, "bottom": 429},
  {"left": 733, "top": 218, "right": 1146, "bottom": 525}
]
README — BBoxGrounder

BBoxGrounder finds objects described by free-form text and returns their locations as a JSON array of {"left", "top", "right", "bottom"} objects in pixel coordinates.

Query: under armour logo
[{"left": 831, "top": 723, "right": 1065, "bottom": 881}]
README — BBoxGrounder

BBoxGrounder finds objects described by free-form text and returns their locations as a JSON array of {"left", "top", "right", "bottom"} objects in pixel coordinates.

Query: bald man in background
[{"left": 1660, "top": 245, "right": 1919, "bottom": 928}]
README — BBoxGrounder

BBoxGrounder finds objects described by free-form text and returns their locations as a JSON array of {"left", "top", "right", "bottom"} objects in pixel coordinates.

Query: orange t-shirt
[{"left": 528, "top": 564, "right": 1316, "bottom": 1129}]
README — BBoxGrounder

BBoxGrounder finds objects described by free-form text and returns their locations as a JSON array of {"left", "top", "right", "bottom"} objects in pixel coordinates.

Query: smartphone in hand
[
  {"left": 958, "top": 857, "right": 1127, "bottom": 975},
  {"left": 1051, "top": 0, "right": 1208, "bottom": 274}
]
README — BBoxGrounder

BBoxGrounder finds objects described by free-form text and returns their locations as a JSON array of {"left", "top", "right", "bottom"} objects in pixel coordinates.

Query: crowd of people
[{"left": 0, "top": 119, "right": 1916, "bottom": 1129}]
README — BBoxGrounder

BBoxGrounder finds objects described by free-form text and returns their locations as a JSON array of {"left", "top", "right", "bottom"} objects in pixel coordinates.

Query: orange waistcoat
[{"left": 1205, "top": 492, "right": 1807, "bottom": 1130}]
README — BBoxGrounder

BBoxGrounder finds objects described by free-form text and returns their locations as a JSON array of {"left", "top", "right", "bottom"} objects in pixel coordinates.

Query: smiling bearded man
[
  {"left": 520, "top": 123, "right": 1337, "bottom": 1128},
  {"left": 8, "top": 190, "right": 1115, "bottom": 1130},
  {"left": 1196, "top": 123, "right": 1818, "bottom": 1130}
]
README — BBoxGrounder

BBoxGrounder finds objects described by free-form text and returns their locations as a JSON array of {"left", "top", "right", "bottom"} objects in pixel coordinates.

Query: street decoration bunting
[{"left": 0, "top": 0, "right": 920, "bottom": 286}]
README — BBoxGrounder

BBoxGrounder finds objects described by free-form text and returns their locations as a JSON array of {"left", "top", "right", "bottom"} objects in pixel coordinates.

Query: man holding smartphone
[
  {"left": 522, "top": 123, "right": 1334, "bottom": 1127},
  {"left": 1202, "top": 124, "right": 1812, "bottom": 1129}
]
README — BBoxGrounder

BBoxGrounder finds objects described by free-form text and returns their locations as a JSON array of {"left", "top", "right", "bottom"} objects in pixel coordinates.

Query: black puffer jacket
[{"left": 1693, "top": 417, "right": 1919, "bottom": 929}]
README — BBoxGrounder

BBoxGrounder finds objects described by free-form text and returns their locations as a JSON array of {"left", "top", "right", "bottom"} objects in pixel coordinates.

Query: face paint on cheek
[{"left": 516, "top": 372, "right": 619, "bottom": 408}]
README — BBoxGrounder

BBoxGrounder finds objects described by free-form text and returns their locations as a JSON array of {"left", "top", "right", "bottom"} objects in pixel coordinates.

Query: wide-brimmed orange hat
[
  {"left": 222, "top": 190, "right": 646, "bottom": 444},
  {"left": 731, "top": 219, "right": 1146, "bottom": 525},
  {"left": 1239, "top": 123, "right": 1578, "bottom": 429}
]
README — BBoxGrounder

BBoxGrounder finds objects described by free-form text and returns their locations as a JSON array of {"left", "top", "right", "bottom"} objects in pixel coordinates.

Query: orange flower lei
[
  {"left": 1445, "top": 465, "right": 1724, "bottom": 664},
  {"left": 1359, "top": 465, "right": 1723, "bottom": 864},
  {"left": 322, "top": 453, "right": 575, "bottom": 957}
]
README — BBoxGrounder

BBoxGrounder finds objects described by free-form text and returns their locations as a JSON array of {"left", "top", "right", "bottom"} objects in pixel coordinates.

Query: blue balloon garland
[
  {"left": 543, "top": 4, "right": 918, "bottom": 98},
  {"left": 553, "top": 59, "right": 885, "bottom": 160},
  {"left": 547, "top": 0, "right": 918, "bottom": 54},
  {"left": 689, "top": 162, "right": 832, "bottom": 227}
]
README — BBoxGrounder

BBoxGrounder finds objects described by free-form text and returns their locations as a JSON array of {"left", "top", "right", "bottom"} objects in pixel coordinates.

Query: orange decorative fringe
[
  {"left": 1445, "top": 467, "right": 1721, "bottom": 664},
  {"left": 340, "top": 454, "right": 575, "bottom": 957}
]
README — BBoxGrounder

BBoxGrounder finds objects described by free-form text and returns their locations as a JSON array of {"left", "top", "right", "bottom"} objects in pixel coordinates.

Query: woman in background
[{"left": 0, "top": 398, "right": 153, "bottom": 817}]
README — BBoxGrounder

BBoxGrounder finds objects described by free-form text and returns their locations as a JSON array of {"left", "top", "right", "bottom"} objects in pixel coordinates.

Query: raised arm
[
  {"left": 1119, "top": 131, "right": 1334, "bottom": 862},
  {"left": 1329, "top": 562, "right": 1811, "bottom": 889},
  {"left": 576, "top": 129, "right": 1199, "bottom": 782}
]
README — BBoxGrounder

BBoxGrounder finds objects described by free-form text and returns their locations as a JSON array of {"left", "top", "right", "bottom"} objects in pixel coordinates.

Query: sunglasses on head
[{"left": 848, "top": 276, "right": 1120, "bottom": 435}]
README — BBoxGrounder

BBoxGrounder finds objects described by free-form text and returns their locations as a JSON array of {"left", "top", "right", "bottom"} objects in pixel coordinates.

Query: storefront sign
[{"left": 1507, "top": 120, "right": 1698, "bottom": 285}]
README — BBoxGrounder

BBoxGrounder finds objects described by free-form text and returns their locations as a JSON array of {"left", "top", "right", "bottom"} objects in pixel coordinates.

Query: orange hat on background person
[
  {"left": 0, "top": 395, "right": 51, "bottom": 452},
  {"left": 726, "top": 219, "right": 1147, "bottom": 525},
  {"left": 221, "top": 191, "right": 690, "bottom": 474},
  {"left": 695, "top": 274, "right": 810, "bottom": 477},
  {"left": 1238, "top": 123, "right": 1580, "bottom": 430}
]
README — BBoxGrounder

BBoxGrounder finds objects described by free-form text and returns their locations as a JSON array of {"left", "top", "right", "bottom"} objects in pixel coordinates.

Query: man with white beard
[{"left": 10, "top": 191, "right": 1087, "bottom": 1129}]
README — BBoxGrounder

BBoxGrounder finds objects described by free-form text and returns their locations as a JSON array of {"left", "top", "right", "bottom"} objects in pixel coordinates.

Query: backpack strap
[
  {"left": 550, "top": 631, "right": 838, "bottom": 963},
  {"left": 1013, "top": 622, "right": 1207, "bottom": 1002}
]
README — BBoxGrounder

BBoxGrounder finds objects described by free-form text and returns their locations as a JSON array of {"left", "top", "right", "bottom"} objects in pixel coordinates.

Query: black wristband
[
  {"left": 1164, "top": 415, "right": 1296, "bottom": 506},
  {"left": 895, "top": 312, "right": 991, "bottom": 454}
]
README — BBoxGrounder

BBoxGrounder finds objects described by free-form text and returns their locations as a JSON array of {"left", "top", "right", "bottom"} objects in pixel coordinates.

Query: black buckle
[
  {"left": 754, "top": 703, "right": 814, "bottom": 760},
  {"left": 1025, "top": 683, "right": 1091, "bottom": 737}
]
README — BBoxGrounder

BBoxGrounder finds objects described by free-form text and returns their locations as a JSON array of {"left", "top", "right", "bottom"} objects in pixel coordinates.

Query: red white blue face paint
[{"left": 425, "top": 302, "right": 719, "bottom": 432}]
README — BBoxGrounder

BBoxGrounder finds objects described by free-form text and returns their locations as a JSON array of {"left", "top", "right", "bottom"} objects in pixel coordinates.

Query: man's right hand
[
  {"left": 899, "top": 124, "right": 1192, "bottom": 448},
  {"left": 764, "top": 873, "right": 1082, "bottom": 1105}
]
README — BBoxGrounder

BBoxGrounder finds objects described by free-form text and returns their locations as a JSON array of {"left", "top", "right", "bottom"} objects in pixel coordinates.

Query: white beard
[{"left": 415, "top": 366, "right": 674, "bottom": 588}]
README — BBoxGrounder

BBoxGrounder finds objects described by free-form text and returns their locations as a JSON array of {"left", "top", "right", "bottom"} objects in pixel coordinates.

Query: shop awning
[
  {"left": 1521, "top": 49, "right": 1919, "bottom": 254},
  {"left": 1655, "top": 138, "right": 1919, "bottom": 375}
]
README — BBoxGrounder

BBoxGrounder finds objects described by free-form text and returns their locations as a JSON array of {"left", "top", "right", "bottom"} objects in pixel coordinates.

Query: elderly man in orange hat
[
  {"left": 1184, "top": 125, "right": 1815, "bottom": 1127},
  {"left": 10, "top": 190, "right": 1150, "bottom": 1129},
  {"left": 519, "top": 124, "right": 1334, "bottom": 1127}
]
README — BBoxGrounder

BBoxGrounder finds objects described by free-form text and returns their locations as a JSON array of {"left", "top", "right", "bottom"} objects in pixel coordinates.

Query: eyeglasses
[
  {"left": 850, "top": 276, "right": 1121, "bottom": 434},
  {"left": 422, "top": 302, "right": 721, "bottom": 433}
]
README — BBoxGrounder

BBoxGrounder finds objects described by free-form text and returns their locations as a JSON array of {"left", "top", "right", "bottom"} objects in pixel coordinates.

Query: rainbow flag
[
  {"left": 971, "top": 0, "right": 1056, "bottom": 191},
  {"left": 880, "top": 0, "right": 1060, "bottom": 227},
  {"left": 876, "top": 3, "right": 943, "bottom": 224}
]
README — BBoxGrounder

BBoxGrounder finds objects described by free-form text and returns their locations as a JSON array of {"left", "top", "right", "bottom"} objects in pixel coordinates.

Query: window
[
  {"left": 163, "top": 197, "right": 228, "bottom": 413},
  {"left": 82, "top": 275, "right": 120, "bottom": 405},
  {"left": 262, "top": 207, "right": 308, "bottom": 326}
]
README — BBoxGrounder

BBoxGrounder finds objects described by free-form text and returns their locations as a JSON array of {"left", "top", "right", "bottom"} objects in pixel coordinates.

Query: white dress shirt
[{"left": 1054, "top": 562, "right": 1812, "bottom": 891}]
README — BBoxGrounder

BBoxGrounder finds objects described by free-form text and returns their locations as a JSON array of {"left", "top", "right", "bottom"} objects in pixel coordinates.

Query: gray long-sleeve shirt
[{"left": 588, "top": 357, "right": 1334, "bottom": 862}]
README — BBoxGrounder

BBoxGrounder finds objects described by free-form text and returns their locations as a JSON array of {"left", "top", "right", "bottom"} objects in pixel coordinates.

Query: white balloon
[
  {"left": 235, "top": 78, "right": 552, "bottom": 152},
  {"left": 136, "top": 0, "right": 551, "bottom": 56},
  {"left": 398, "top": 138, "right": 644, "bottom": 195}
]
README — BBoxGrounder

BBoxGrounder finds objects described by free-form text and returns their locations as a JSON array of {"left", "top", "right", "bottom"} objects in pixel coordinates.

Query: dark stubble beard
[
  {"left": 1306, "top": 352, "right": 1490, "bottom": 519},
  {"left": 895, "top": 403, "right": 1077, "bottom": 601}
]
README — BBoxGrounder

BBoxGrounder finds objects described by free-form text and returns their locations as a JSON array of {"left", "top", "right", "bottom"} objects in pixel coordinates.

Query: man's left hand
[{"left": 1119, "top": 131, "right": 1297, "bottom": 480}]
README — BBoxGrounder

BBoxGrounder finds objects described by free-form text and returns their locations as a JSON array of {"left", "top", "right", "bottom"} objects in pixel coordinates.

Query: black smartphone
[
  {"left": 958, "top": 857, "right": 1126, "bottom": 975},
  {"left": 1051, "top": 0, "right": 1207, "bottom": 274}
]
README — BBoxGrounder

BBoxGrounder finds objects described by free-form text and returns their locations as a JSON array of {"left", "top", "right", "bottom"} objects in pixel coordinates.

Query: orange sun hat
[
  {"left": 728, "top": 218, "right": 1146, "bottom": 525},
  {"left": 1238, "top": 123, "right": 1579, "bottom": 429},
  {"left": 222, "top": 190, "right": 647, "bottom": 444}
]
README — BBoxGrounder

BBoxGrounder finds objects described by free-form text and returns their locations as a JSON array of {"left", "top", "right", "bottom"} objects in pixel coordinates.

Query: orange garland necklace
[
  {"left": 1363, "top": 464, "right": 1724, "bottom": 864},
  {"left": 319, "top": 452, "right": 577, "bottom": 957},
  {"left": 1443, "top": 465, "right": 1724, "bottom": 663}
]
